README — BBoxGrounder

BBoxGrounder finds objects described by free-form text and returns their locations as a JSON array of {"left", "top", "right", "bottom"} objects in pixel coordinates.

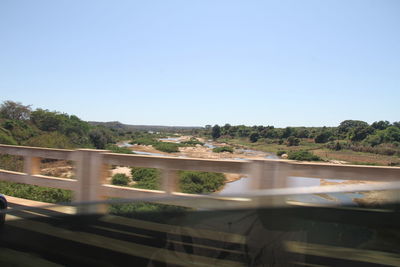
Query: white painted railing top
[{"left": 0, "top": 144, "right": 399, "bottom": 212}]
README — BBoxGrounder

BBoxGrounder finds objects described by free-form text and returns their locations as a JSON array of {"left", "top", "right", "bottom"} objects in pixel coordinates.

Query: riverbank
[{"left": 220, "top": 137, "right": 400, "bottom": 166}]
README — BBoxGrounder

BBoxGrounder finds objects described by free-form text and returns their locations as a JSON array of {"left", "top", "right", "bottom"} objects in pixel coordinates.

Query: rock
[{"left": 281, "top": 154, "right": 288, "bottom": 159}]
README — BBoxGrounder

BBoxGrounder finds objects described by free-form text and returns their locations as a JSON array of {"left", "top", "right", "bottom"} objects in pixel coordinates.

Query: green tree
[
  {"left": 314, "top": 131, "right": 332, "bottom": 143},
  {"left": 348, "top": 126, "right": 374, "bottom": 142},
  {"left": 0, "top": 100, "right": 31, "bottom": 120},
  {"left": 286, "top": 136, "right": 300, "bottom": 146},
  {"left": 211, "top": 124, "right": 221, "bottom": 139},
  {"left": 371, "top": 120, "right": 391, "bottom": 130},
  {"left": 338, "top": 120, "right": 369, "bottom": 135},
  {"left": 282, "top": 127, "right": 296, "bottom": 138},
  {"left": 30, "top": 109, "right": 65, "bottom": 132},
  {"left": 249, "top": 132, "right": 259, "bottom": 143},
  {"left": 381, "top": 126, "right": 400, "bottom": 143},
  {"left": 89, "top": 128, "right": 114, "bottom": 149}
]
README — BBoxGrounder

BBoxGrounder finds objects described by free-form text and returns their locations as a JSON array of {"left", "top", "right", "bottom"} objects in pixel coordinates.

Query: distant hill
[{"left": 88, "top": 121, "right": 202, "bottom": 132}]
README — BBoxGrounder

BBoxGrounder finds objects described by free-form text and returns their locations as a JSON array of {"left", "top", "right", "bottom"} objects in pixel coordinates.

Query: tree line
[
  {"left": 206, "top": 120, "right": 400, "bottom": 156},
  {"left": 0, "top": 100, "right": 123, "bottom": 149}
]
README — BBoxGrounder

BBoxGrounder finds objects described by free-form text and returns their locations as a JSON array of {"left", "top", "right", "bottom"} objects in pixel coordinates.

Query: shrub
[
  {"left": 131, "top": 167, "right": 160, "bottom": 190},
  {"left": 105, "top": 144, "right": 134, "bottom": 154},
  {"left": 276, "top": 150, "right": 287, "bottom": 156},
  {"left": 211, "top": 125, "right": 221, "bottom": 139},
  {"left": 286, "top": 136, "right": 300, "bottom": 146},
  {"left": 154, "top": 142, "right": 180, "bottom": 153},
  {"left": 130, "top": 168, "right": 226, "bottom": 194},
  {"left": 179, "top": 171, "right": 226, "bottom": 194},
  {"left": 0, "top": 181, "right": 71, "bottom": 203},
  {"left": 326, "top": 141, "right": 351, "bottom": 151},
  {"left": 288, "top": 150, "right": 321, "bottom": 161},
  {"left": 23, "top": 132, "right": 73, "bottom": 149},
  {"left": 249, "top": 132, "right": 259, "bottom": 143},
  {"left": 0, "top": 130, "right": 17, "bottom": 145},
  {"left": 213, "top": 146, "right": 234, "bottom": 153},
  {"left": 112, "top": 173, "right": 130, "bottom": 186},
  {"left": 109, "top": 202, "right": 188, "bottom": 223},
  {"left": 181, "top": 138, "right": 204, "bottom": 146},
  {"left": 0, "top": 155, "right": 23, "bottom": 172},
  {"left": 129, "top": 137, "right": 157, "bottom": 146},
  {"left": 314, "top": 132, "right": 331, "bottom": 143}
]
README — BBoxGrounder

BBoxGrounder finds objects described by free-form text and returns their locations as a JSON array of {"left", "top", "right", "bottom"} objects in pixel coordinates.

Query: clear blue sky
[{"left": 1, "top": 0, "right": 399, "bottom": 127}]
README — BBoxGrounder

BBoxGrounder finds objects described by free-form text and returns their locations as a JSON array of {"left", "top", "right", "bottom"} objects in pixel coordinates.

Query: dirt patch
[
  {"left": 320, "top": 179, "right": 380, "bottom": 186},
  {"left": 353, "top": 190, "right": 398, "bottom": 207},
  {"left": 41, "top": 166, "right": 74, "bottom": 178}
]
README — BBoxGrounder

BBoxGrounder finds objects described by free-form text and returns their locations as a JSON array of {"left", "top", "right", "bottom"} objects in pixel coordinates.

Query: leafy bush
[
  {"left": 0, "top": 130, "right": 17, "bottom": 145},
  {"left": 130, "top": 168, "right": 226, "bottom": 194},
  {"left": 326, "top": 141, "right": 351, "bottom": 151},
  {"left": 288, "top": 150, "right": 321, "bottom": 161},
  {"left": 154, "top": 142, "right": 180, "bottom": 153},
  {"left": 179, "top": 171, "right": 226, "bottom": 194},
  {"left": 249, "top": 132, "right": 259, "bottom": 143},
  {"left": 2, "top": 120, "right": 38, "bottom": 143},
  {"left": 0, "top": 155, "right": 23, "bottom": 172},
  {"left": 89, "top": 127, "right": 115, "bottom": 149},
  {"left": 181, "top": 138, "right": 204, "bottom": 146},
  {"left": 131, "top": 167, "right": 161, "bottom": 190},
  {"left": 314, "top": 132, "right": 332, "bottom": 143},
  {"left": 0, "top": 101, "right": 31, "bottom": 120},
  {"left": 0, "top": 181, "right": 72, "bottom": 203},
  {"left": 111, "top": 173, "right": 130, "bottom": 186},
  {"left": 213, "top": 146, "right": 234, "bottom": 153},
  {"left": 129, "top": 137, "right": 157, "bottom": 146},
  {"left": 109, "top": 202, "right": 188, "bottom": 223},
  {"left": 286, "top": 136, "right": 300, "bottom": 146},
  {"left": 350, "top": 143, "right": 400, "bottom": 156},
  {"left": 276, "top": 150, "right": 287, "bottom": 156},
  {"left": 105, "top": 144, "right": 134, "bottom": 154},
  {"left": 23, "top": 132, "right": 73, "bottom": 149}
]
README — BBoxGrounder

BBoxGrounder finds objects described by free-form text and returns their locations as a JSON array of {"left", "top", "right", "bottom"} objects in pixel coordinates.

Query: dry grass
[{"left": 313, "top": 149, "right": 400, "bottom": 166}]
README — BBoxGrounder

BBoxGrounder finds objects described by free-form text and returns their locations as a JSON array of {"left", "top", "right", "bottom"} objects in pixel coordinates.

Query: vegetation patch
[
  {"left": 179, "top": 171, "right": 226, "bottom": 194},
  {"left": 212, "top": 146, "right": 234, "bottom": 153},
  {"left": 153, "top": 142, "right": 180, "bottom": 153},
  {"left": 276, "top": 150, "right": 287, "bottom": 157},
  {"left": 129, "top": 137, "right": 157, "bottom": 146},
  {"left": 109, "top": 202, "right": 189, "bottom": 223},
  {"left": 111, "top": 173, "right": 130, "bottom": 186},
  {"left": 0, "top": 181, "right": 72, "bottom": 203},
  {"left": 288, "top": 150, "right": 321, "bottom": 161},
  {"left": 131, "top": 167, "right": 161, "bottom": 190},
  {"left": 180, "top": 138, "right": 204, "bottom": 146},
  {"left": 105, "top": 144, "right": 134, "bottom": 154}
]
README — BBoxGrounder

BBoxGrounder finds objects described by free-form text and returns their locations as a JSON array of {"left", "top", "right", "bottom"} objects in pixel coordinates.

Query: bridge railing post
[
  {"left": 74, "top": 149, "right": 109, "bottom": 214},
  {"left": 23, "top": 155, "right": 41, "bottom": 176},
  {"left": 161, "top": 169, "right": 179, "bottom": 194},
  {"left": 250, "top": 160, "right": 290, "bottom": 205}
]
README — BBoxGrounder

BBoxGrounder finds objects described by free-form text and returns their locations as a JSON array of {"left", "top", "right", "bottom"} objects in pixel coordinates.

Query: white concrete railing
[{"left": 0, "top": 144, "right": 399, "bottom": 212}]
